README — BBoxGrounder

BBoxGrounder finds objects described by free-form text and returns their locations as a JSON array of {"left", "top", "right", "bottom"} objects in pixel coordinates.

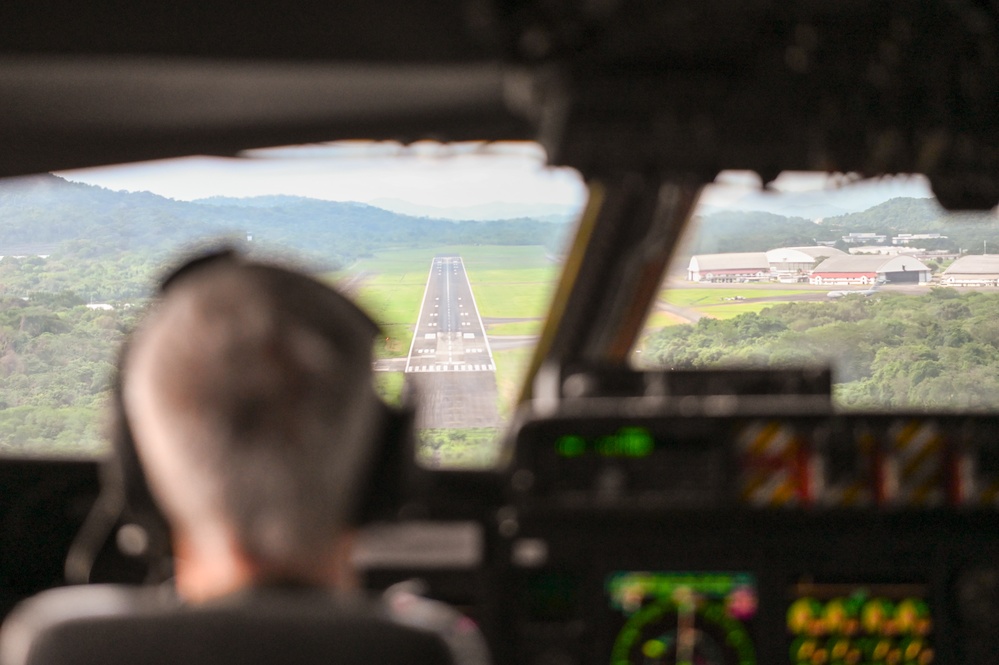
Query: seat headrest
[{"left": 0, "top": 585, "right": 453, "bottom": 665}]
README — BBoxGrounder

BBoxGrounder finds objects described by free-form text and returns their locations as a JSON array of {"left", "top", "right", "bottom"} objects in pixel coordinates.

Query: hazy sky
[
  {"left": 57, "top": 142, "right": 588, "bottom": 209},
  {"left": 57, "top": 142, "right": 935, "bottom": 216},
  {"left": 699, "top": 171, "right": 934, "bottom": 213}
]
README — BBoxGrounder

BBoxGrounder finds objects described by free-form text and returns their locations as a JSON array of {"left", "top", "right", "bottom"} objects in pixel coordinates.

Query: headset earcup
[
  {"left": 66, "top": 363, "right": 173, "bottom": 585},
  {"left": 353, "top": 404, "right": 417, "bottom": 525},
  {"left": 108, "top": 391, "right": 173, "bottom": 580}
]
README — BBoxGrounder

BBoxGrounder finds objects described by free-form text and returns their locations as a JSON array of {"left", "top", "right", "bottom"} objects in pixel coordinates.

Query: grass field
[
  {"left": 661, "top": 288, "right": 804, "bottom": 307},
  {"left": 485, "top": 320, "right": 542, "bottom": 336},
  {"left": 458, "top": 245, "right": 555, "bottom": 271},
  {"left": 353, "top": 284, "right": 426, "bottom": 358},
  {"left": 492, "top": 346, "right": 533, "bottom": 418},
  {"left": 350, "top": 246, "right": 558, "bottom": 325},
  {"left": 470, "top": 283, "right": 555, "bottom": 319},
  {"left": 468, "top": 267, "right": 560, "bottom": 282},
  {"left": 463, "top": 247, "right": 556, "bottom": 319},
  {"left": 352, "top": 244, "right": 554, "bottom": 274},
  {"left": 350, "top": 245, "right": 556, "bottom": 352},
  {"left": 645, "top": 310, "right": 687, "bottom": 329},
  {"left": 351, "top": 248, "right": 438, "bottom": 275}
]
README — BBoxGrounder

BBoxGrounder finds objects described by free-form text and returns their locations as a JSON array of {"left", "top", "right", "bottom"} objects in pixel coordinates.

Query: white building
[
  {"left": 942, "top": 255, "right": 999, "bottom": 286},
  {"left": 893, "top": 233, "right": 946, "bottom": 245},
  {"left": 766, "top": 246, "right": 846, "bottom": 282},
  {"left": 849, "top": 246, "right": 924, "bottom": 256},
  {"left": 687, "top": 253, "right": 770, "bottom": 282},
  {"left": 842, "top": 232, "right": 887, "bottom": 244},
  {"left": 810, "top": 255, "right": 931, "bottom": 285}
]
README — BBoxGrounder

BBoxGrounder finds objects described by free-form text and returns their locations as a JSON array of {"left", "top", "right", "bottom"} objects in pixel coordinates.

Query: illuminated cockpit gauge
[
  {"left": 608, "top": 572, "right": 757, "bottom": 665},
  {"left": 788, "top": 581, "right": 933, "bottom": 664}
]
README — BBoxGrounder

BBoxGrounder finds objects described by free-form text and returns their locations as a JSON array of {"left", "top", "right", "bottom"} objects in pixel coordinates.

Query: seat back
[{"left": 0, "top": 585, "right": 453, "bottom": 665}]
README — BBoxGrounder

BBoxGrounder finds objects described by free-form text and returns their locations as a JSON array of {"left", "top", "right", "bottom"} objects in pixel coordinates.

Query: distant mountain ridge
[
  {"left": 688, "top": 196, "right": 995, "bottom": 256},
  {"left": 195, "top": 194, "right": 579, "bottom": 222},
  {"left": 699, "top": 176, "right": 935, "bottom": 219},
  {"left": 367, "top": 198, "right": 578, "bottom": 222},
  {"left": 196, "top": 195, "right": 378, "bottom": 210},
  {"left": 0, "top": 175, "right": 572, "bottom": 269}
]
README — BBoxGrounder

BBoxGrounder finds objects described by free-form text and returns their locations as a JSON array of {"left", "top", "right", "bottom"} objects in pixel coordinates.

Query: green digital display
[{"left": 555, "top": 427, "right": 655, "bottom": 459}]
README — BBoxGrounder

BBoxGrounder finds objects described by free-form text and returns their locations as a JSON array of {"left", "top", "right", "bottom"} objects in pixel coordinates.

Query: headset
[{"left": 66, "top": 247, "right": 418, "bottom": 585}]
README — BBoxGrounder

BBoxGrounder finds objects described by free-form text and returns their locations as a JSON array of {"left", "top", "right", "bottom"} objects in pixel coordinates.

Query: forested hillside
[
  {"left": 0, "top": 296, "right": 138, "bottom": 454},
  {"left": 646, "top": 289, "right": 999, "bottom": 409},
  {"left": 690, "top": 211, "right": 819, "bottom": 254}
]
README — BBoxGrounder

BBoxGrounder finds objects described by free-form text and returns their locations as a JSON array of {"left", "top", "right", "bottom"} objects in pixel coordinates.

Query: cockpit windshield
[
  {"left": 0, "top": 141, "right": 586, "bottom": 462},
  {"left": 635, "top": 171, "right": 999, "bottom": 412}
]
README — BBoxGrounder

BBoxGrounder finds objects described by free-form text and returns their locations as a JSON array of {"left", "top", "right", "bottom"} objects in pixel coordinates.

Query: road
[{"left": 403, "top": 256, "right": 500, "bottom": 429}]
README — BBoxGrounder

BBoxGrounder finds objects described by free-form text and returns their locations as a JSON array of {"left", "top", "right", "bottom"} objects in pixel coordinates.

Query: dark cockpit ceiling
[{"left": 1, "top": 0, "right": 998, "bottom": 212}]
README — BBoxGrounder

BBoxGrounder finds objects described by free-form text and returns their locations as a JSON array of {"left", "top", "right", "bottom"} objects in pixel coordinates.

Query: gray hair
[{"left": 122, "top": 260, "right": 383, "bottom": 576}]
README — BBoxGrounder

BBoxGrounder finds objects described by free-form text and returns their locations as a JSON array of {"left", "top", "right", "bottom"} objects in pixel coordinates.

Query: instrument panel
[
  {"left": 486, "top": 398, "right": 999, "bottom": 665},
  {"left": 507, "top": 403, "right": 999, "bottom": 510}
]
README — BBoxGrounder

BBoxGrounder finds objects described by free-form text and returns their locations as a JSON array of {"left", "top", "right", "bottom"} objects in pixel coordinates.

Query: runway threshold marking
[
  {"left": 404, "top": 256, "right": 496, "bottom": 373},
  {"left": 404, "top": 257, "right": 437, "bottom": 374},
  {"left": 454, "top": 256, "right": 496, "bottom": 368}
]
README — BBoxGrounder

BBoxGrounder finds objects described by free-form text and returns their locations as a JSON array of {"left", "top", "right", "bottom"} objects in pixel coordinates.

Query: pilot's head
[{"left": 121, "top": 255, "right": 384, "bottom": 601}]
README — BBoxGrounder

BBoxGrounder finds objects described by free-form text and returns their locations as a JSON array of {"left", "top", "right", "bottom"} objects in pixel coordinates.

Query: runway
[{"left": 404, "top": 256, "right": 500, "bottom": 429}]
